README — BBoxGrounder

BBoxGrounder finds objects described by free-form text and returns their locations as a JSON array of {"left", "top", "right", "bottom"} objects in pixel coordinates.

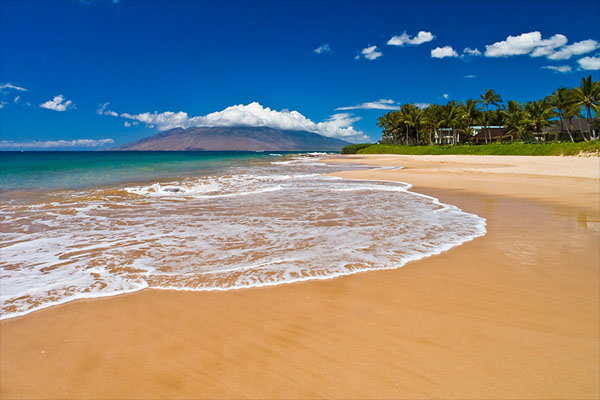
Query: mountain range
[{"left": 113, "top": 126, "right": 350, "bottom": 151}]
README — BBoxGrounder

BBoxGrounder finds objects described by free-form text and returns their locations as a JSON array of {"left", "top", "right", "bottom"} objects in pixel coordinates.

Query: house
[
  {"left": 470, "top": 126, "right": 510, "bottom": 144},
  {"left": 543, "top": 117, "right": 593, "bottom": 141}
]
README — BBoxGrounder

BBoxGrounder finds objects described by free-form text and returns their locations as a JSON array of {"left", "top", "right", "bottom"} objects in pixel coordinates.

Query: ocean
[{"left": 0, "top": 151, "right": 486, "bottom": 319}]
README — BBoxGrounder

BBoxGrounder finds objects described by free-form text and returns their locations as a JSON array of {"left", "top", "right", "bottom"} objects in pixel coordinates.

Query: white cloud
[
  {"left": 541, "top": 65, "right": 572, "bottom": 73},
  {"left": 40, "top": 95, "right": 74, "bottom": 112},
  {"left": 431, "top": 46, "right": 458, "bottom": 58},
  {"left": 485, "top": 32, "right": 567, "bottom": 57},
  {"left": 106, "top": 102, "right": 368, "bottom": 141},
  {"left": 315, "top": 113, "right": 366, "bottom": 141},
  {"left": 0, "top": 83, "right": 27, "bottom": 92},
  {"left": 97, "top": 102, "right": 119, "bottom": 116},
  {"left": 387, "top": 31, "right": 435, "bottom": 46},
  {"left": 13, "top": 96, "right": 20, "bottom": 103},
  {"left": 484, "top": 32, "right": 598, "bottom": 62},
  {"left": 443, "top": 94, "right": 449, "bottom": 99},
  {"left": 314, "top": 44, "right": 331, "bottom": 54},
  {"left": 0, "top": 139, "right": 114, "bottom": 149},
  {"left": 335, "top": 99, "right": 399, "bottom": 111},
  {"left": 547, "top": 39, "right": 599, "bottom": 60},
  {"left": 415, "top": 103, "right": 430, "bottom": 109},
  {"left": 0, "top": 103, "right": 5, "bottom": 109},
  {"left": 360, "top": 45, "right": 382, "bottom": 60},
  {"left": 464, "top": 74, "right": 477, "bottom": 78},
  {"left": 462, "top": 47, "right": 481, "bottom": 56},
  {"left": 578, "top": 55, "right": 600, "bottom": 70}
]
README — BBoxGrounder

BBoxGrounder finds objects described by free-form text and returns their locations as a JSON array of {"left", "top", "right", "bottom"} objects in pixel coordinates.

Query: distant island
[{"left": 113, "top": 126, "right": 350, "bottom": 151}]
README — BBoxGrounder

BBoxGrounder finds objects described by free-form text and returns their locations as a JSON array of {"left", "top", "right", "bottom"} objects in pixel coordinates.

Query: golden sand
[{"left": 1, "top": 154, "right": 598, "bottom": 399}]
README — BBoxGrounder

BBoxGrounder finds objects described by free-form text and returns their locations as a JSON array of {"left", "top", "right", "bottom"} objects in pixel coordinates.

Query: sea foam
[{"left": 0, "top": 154, "right": 486, "bottom": 319}]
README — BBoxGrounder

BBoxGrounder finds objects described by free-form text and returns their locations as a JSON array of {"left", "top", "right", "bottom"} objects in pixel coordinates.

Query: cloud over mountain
[{"left": 102, "top": 102, "right": 369, "bottom": 142}]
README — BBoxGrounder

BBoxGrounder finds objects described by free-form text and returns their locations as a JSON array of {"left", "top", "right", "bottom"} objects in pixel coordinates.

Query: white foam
[{"left": 0, "top": 158, "right": 486, "bottom": 320}]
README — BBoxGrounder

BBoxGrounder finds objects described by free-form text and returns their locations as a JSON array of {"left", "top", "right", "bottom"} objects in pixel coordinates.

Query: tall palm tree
[
  {"left": 563, "top": 103, "right": 583, "bottom": 141},
  {"left": 503, "top": 101, "right": 529, "bottom": 141},
  {"left": 572, "top": 75, "right": 599, "bottom": 141},
  {"left": 524, "top": 100, "right": 555, "bottom": 142},
  {"left": 460, "top": 99, "right": 481, "bottom": 142},
  {"left": 422, "top": 104, "right": 442, "bottom": 144},
  {"left": 547, "top": 87, "right": 576, "bottom": 142},
  {"left": 438, "top": 101, "right": 462, "bottom": 145},
  {"left": 404, "top": 105, "right": 423, "bottom": 145},
  {"left": 377, "top": 111, "right": 404, "bottom": 144},
  {"left": 480, "top": 89, "right": 503, "bottom": 143}
]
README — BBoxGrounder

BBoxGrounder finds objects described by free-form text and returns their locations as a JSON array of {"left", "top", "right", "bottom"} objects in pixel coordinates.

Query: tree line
[{"left": 377, "top": 76, "right": 599, "bottom": 145}]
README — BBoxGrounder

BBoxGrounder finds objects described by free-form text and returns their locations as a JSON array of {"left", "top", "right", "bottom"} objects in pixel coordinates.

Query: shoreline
[{"left": 1, "top": 154, "right": 599, "bottom": 398}]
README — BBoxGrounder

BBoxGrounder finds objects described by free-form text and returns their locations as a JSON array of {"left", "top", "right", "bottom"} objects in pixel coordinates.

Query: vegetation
[
  {"left": 347, "top": 141, "right": 600, "bottom": 156},
  {"left": 374, "top": 75, "right": 599, "bottom": 147},
  {"left": 340, "top": 143, "right": 374, "bottom": 154}
]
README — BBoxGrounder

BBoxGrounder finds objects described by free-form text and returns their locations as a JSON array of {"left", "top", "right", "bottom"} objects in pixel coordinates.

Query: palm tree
[
  {"left": 524, "top": 100, "right": 555, "bottom": 142},
  {"left": 503, "top": 101, "right": 529, "bottom": 141},
  {"left": 438, "top": 101, "right": 463, "bottom": 145},
  {"left": 480, "top": 89, "right": 503, "bottom": 143},
  {"left": 547, "top": 88, "right": 576, "bottom": 142},
  {"left": 422, "top": 104, "right": 442, "bottom": 144},
  {"left": 404, "top": 105, "right": 423, "bottom": 145},
  {"left": 460, "top": 99, "right": 481, "bottom": 142},
  {"left": 563, "top": 103, "right": 583, "bottom": 141},
  {"left": 377, "top": 111, "right": 403, "bottom": 144},
  {"left": 572, "top": 75, "right": 599, "bottom": 141}
]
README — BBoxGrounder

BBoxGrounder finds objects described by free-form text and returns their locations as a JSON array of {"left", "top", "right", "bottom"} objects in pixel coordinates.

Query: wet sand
[{"left": 1, "top": 154, "right": 599, "bottom": 399}]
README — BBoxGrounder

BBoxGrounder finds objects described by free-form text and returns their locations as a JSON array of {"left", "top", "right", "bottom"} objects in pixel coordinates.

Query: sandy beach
[{"left": 1, "top": 154, "right": 599, "bottom": 399}]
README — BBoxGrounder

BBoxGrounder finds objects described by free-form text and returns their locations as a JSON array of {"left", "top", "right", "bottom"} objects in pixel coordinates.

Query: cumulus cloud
[
  {"left": 360, "top": 45, "right": 382, "bottom": 60},
  {"left": 414, "top": 103, "right": 430, "bottom": 109},
  {"left": 0, "top": 83, "right": 27, "bottom": 92},
  {"left": 443, "top": 94, "right": 449, "bottom": 99},
  {"left": 0, "top": 139, "right": 114, "bottom": 149},
  {"left": 314, "top": 44, "right": 331, "bottom": 54},
  {"left": 97, "top": 102, "right": 119, "bottom": 116},
  {"left": 431, "top": 46, "right": 458, "bottom": 58},
  {"left": 484, "top": 31, "right": 598, "bottom": 61},
  {"left": 103, "top": 102, "right": 368, "bottom": 141},
  {"left": 547, "top": 39, "right": 599, "bottom": 60},
  {"left": 464, "top": 74, "right": 477, "bottom": 78},
  {"left": 387, "top": 31, "right": 435, "bottom": 46},
  {"left": 335, "top": 99, "right": 399, "bottom": 111},
  {"left": 541, "top": 65, "right": 572, "bottom": 73},
  {"left": 40, "top": 95, "right": 74, "bottom": 112},
  {"left": 485, "top": 32, "right": 567, "bottom": 57},
  {"left": 578, "top": 55, "right": 600, "bottom": 70}
]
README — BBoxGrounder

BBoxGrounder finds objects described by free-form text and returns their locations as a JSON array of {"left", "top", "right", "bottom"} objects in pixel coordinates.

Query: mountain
[{"left": 113, "top": 126, "right": 351, "bottom": 151}]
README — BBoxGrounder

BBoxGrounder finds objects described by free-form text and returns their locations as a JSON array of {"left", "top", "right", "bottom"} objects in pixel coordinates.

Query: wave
[{"left": 0, "top": 154, "right": 486, "bottom": 319}]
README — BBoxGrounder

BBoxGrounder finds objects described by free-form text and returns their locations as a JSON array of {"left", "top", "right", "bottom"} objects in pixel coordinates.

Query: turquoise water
[
  {"left": 0, "top": 151, "right": 288, "bottom": 190},
  {"left": 0, "top": 151, "right": 487, "bottom": 319}
]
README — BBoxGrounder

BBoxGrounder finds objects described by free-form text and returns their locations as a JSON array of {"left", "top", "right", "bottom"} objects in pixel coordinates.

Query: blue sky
[{"left": 1, "top": 0, "right": 599, "bottom": 148}]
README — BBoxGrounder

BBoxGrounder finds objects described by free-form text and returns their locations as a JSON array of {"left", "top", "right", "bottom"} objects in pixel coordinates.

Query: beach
[{"left": 1, "top": 154, "right": 599, "bottom": 399}]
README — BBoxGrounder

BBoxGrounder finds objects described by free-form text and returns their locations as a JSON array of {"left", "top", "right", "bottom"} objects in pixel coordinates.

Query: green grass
[
  {"left": 340, "top": 143, "right": 374, "bottom": 154},
  {"left": 341, "top": 142, "right": 600, "bottom": 156}
]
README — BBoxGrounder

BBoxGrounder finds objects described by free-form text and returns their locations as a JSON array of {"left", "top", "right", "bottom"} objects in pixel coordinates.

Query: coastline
[{"left": 1, "top": 154, "right": 599, "bottom": 399}]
